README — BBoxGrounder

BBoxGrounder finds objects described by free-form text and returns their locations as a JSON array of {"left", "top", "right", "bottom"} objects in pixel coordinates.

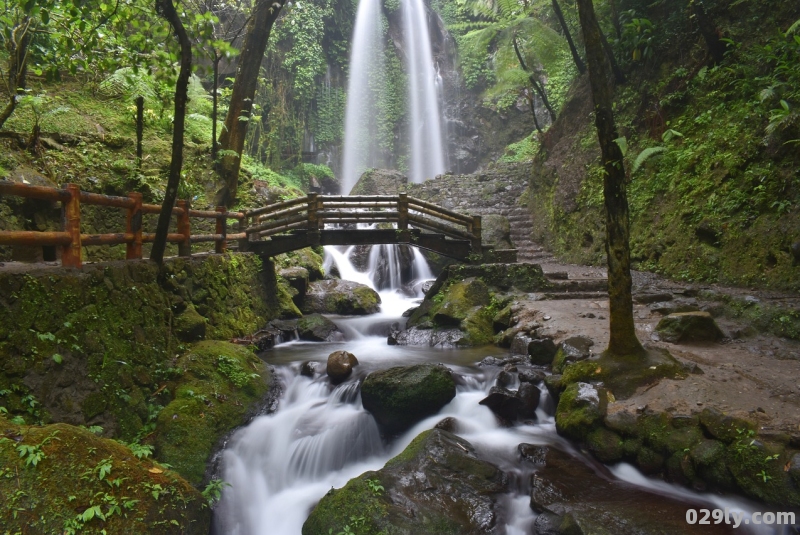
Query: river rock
[
  {"left": 361, "top": 364, "right": 456, "bottom": 434},
  {"left": 479, "top": 383, "right": 539, "bottom": 423},
  {"left": 350, "top": 168, "right": 408, "bottom": 195},
  {"left": 299, "top": 360, "right": 320, "bottom": 377},
  {"left": 555, "top": 382, "right": 606, "bottom": 441},
  {"left": 432, "top": 279, "right": 491, "bottom": 325},
  {"left": 326, "top": 350, "right": 358, "bottom": 384},
  {"left": 551, "top": 336, "right": 593, "bottom": 373},
  {"left": 297, "top": 313, "right": 342, "bottom": 342},
  {"left": 389, "top": 325, "right": 466, "bottom": 348},
  {"left": 529, "top": 447, "right": 732, "bottom": 534},
  {"left": 301, "top": 279, "right": 381, "bottom": 315},
  {"left": 655, "top": 311, "right": 724, "bottom": 343},
  {"left": 518, "top": 443, "right": 548, "bottom": 465},
  {"left": 528, "top": 338, "right": 557, "bottom": 365},
  {"left": 302, "top": 429, "right": 507, "bottom": 535}
]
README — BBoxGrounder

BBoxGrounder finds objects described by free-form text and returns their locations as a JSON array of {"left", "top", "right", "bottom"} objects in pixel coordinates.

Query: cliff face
[{"left": 527, "top": 0, "right": 800, "bottom": 292}]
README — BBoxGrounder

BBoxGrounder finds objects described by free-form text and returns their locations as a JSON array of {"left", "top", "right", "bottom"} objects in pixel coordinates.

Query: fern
[
  {"left": 786, "top": 18, "right": 800, "bottom": 36},
  {"left": 98, "top": 68, "right": 158, "bottom": 107},
  {"left": 632, "top": 146, "right": 666, "bottom": 173}
]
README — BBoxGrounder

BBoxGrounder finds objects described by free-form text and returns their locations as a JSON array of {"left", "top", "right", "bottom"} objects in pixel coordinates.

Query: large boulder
[
  {"left": 302, "top": 429, "right": 507, "bottom": 535},
  {"left": 655, "top": 311, "right": 724, "bottom": 343},
  {"left": 302, "top": 279, "right": 381, "bottom": 315},
  {"left": 529, "top": 446, "right": 732, "bottom": 534},
  {"left": 361, "top": 364, "right": 456, "bottom": 434},
  {"left": 432, "top": 279, "right": 491, "bottom": 325},
  {"left": 479, "top": 383, "right": 540, "bottom": 423},
  {"left": 481, "top": 214, "right": 514, "bottom": 250},
  {"left": 326, "top": 350, "right": 358, "bottom": 384},
  {"left": 350, "top": 168, "right": 408, "bottom": 195},
  {"left": 555, "top": 382, "right": 607, "bottom": 442},
  {"left": 173, "top": 304, "right": 206, "bottom": 342},
  {"left": 297, "top": 313, "right": 342, "bottom": 342}
]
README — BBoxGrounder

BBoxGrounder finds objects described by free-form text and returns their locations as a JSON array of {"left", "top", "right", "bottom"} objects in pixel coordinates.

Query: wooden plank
[
  {"left": 319, "top": 195, "right": 398, "bottom": 203},
  {"left": 81, "top": 233, "right": 134, "bottom": 246},
  {"left": 318, "top": 211, "right": 400, "bottom": 220},
  {"left": 141, "top": 203, "right": 186, "bottom": 216},
  {"left": 0, "top": 180, "right": 71, "bottom": 202},
  {"left": 321, "top": 201, "right": 397, "bottom": 209},
  {"left": 256, "top": 204, "right": 306, "bottom": 222},
  {"left": 408, "top": 204, "right": 469, "bottom": 227},
  {"left": 257, "top": 220, "right": 308, "bottom": 237},
  {"left": 61, "top": 184, "right": 82, "bottom": 268},
  {"left": 190, "top": 234, "right": 223, "bottom": 243},
  {"left": 142, "top": 233, "right": 185, "bottom": 244},
  {"left": 247, "top": 196, "right": 307, "bottom": 218},
  {"left": 408, "top": 213, "right": 474, "bottom": 240},
  {"left": 407, "top": 196, "right": 473, "bottom": 224},
  {"left": 248, "top": 212, "right": 308, "bottom": 234},
  {"left": 0, "top": 231, "right": 72, "bottom": 246},
  {"left": 79, "top": 191, "right": 135, "bottom": 209}
]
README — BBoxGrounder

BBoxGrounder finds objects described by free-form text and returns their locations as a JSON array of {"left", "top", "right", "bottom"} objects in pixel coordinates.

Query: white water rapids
[{"left": 210, "top": 245, "right": 786, "bottom": 535}]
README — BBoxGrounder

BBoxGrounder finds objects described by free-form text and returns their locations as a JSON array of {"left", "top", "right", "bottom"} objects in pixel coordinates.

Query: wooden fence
[{"left": 0, "top": 181, "right": 246, "bottom": 268}]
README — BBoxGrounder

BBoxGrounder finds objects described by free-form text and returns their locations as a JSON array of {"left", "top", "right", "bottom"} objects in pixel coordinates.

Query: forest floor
[{"left": 522, "top": 252, "right": 800, "bottom": 440}]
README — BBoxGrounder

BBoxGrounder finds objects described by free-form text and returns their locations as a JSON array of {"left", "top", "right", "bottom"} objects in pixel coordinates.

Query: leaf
[
  {"left": 632, "top": 146, "right": 667, "bottom": 173},
  {"left": 786, "top": 18, "right": 800, "bottom": 37},
  {"left": 148, "top": 467, "right": 164, "bottom": 474},
  {"left": 614, "top": 137, "right": 628, "bottom": 156},
  {"left": 52, "top": 353, "right": 63, "bottom": 364}
]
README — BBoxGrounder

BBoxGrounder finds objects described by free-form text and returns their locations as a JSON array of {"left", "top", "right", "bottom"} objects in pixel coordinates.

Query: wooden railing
[
  {"left": 0, "top": 180, "right": 246, "bottom": 268},
  {"left": 244, "top": 193, "right": 482, "bottom": 251}
]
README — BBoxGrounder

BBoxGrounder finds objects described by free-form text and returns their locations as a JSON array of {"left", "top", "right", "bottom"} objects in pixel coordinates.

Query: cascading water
[
  {"left": 403, "top": 0, "right": 446, "bottom": 184},
  {"left": 340, "top": 0, "right": 386, "bottom": 195}
]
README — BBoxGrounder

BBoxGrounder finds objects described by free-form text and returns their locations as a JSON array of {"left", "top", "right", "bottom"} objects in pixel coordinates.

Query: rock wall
[{"left": 0, "top": 253, "right": 296, "bottom": 440}]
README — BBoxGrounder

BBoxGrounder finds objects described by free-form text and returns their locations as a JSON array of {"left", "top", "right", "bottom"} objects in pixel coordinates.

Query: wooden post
[
  {"left": 307, "top": 193, "right": 319, "bottom": 231},
  {"left": 238, "top": 214, "right": 249, "bottom": 252},
  {"left": 398, "top": 193, "right": 409, "bottom": 231},
  {"left": 126, "top": 192, "right": 143, "bottom": 259},
  {"left": 215, "top": 206, "right": 227, "bottom": 254},
  {"left": 61, "top": 183, "right": 82, "bottom": 268},
  {"left": 471, "top": 215, "right": 482, "bottom": 257},
  {"left": 177, "top": 199, "right": 191, "bottom": 257}
]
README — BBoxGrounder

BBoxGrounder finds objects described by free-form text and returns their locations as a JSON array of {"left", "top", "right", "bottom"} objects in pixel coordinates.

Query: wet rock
[
  {"left": 302, "top": 429, "right": 507, "bottom": 535},
  {"left": 509, "top": 333, "right": 532, "bottom": 355},
  {"left": 434, "top": 416, "right": 459, "bottom": 433},
  {"left": 551, "top": 336, "right": 593, "bottom": 373},
  {"left": 529, "top": 447, "right": 731, "bottom": 534},
  {"left": 389, "top": 326, "right": 464, "bottom": 348},
  {"left": 278, "top": 267, "right": 309, "bottom": 303},
  {"left": 586, "top": 427, "right": 624, "bottom": 463},
  {"left": 432, "top": 279, "right": 491, "bottom": 325},
  {"left": 326, "top": 351, "right": 358, "bottom": 384},
  {"left": 297, "top": 314, "right": 342, "bottom": 342},
  {"left": 528, "top": 338, "right": 557, "bottom": 366},
  {"left": 699, "top": 408, "right": 755, "bottom": 443},
  {"left": 555, "top": 382, "right": 606, "bottom": 441},
  {"left": 495, "top": 370, "right": 515, "bottom": 387},
  {"left": 268, "top": 318, "right": 299, "bottom": 342},
  {"left": 493, "top": 305, "right": 513, "bottom": 332},
  {"left": 518, "top": 369, "right": 546, "bottom": 384},
  {"left": 174, "top": 304, "right": 206, "bottom": 342},
  {"left": 302, "top": 279, "right": 381, "bottom": 315},
  {"left": 299, "top": 361, "right": 319, "bottom": 377},
  {"left": 361, "top": 364, "right": 456, "bottom": 434},
  {"left": 518, "top": 443, "right": 548, "bottom": 465},
  {"left": 532, "top": 511, "right": 561, "bottom": 535},
  {"left": 479, "top": 383, "right": 539, "bottom": 423},
  {"left": 655, "top": 311, "right": 724, "bottom": 343}
]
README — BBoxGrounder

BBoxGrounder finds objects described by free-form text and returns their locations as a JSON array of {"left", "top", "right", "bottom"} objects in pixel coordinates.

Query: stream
[{"left": 211, "top": 245, "right": 787, "bottom": 535}]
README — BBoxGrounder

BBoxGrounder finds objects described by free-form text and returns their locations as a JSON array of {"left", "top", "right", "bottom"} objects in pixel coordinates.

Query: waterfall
[
  {"left": 403, "top": 0, "right": 446, "bottom": 183},
  {"left": 340, "top": 0, "right": 386, "bottom": 195}
]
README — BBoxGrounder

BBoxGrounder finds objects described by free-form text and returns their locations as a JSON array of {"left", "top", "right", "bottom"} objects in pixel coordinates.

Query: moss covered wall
[{"left": 0, "top": 253, "right": 294, "bottom": 440}]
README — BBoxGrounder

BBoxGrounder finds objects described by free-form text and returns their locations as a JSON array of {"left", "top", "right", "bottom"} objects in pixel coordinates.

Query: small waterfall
[
  {"left": 403, "top": 0, "right": 446, "bottom": 183},
  {"left": 340, "top": 0, "right": 386, "bottom": 194}
]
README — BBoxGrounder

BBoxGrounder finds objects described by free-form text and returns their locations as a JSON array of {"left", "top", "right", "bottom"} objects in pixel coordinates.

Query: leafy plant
[
  {"left": 202, "top": 478, "right": 231, "bottom": 505},
  {"left": 216, "top": 355, "right": 258, "bottom": 388}
]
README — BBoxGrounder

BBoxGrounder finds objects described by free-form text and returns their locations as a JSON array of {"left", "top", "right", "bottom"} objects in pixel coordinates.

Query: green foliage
[
  {"left": 499, "top": 132, "right": 539, "bottom": 162},
  {"left": 216, "top": 355, "right": 258, "bottom": 388},
  {"left": 201, "top": 478, "right": 231, "bottom": 505},
  {"left": 314, "top": 86, "right": 346, "bottom": 144}
]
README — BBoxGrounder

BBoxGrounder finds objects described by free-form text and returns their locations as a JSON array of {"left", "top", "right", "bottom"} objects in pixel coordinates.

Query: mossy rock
[
  {"left": 481, "top": 214, "right": 513, "bottom": 250},
  {"left": 297, "top": 313, "right": 340, "bottom": 341},
  {"left": 174, "top": 304, "right": 206, "bottom": 342},
  {"left": 153, "top": 341, "right": 270, "bottom": 484},
  {"left": 302, "top": 279, "right": 380, "bottom": 315},
  {"left": 443, "top": 263, "right": 552, "bottom": 292},
  {"left": 0, "top": 416, "right": 209, "bottom": 534},
  {"left": 361, "top": 364, "right": 456, "bottom": 435},
  {"left": 723, "top": 437, "right": 800, "bottom": 507},
  {"left": 302, "top": 429, "right": 506, "bottom": 535},
  {"left": 655, "top": 311, "right": 724, "bottom": 344},
  {"left": 699, "top": 408, "right": 756, "bottom": 443},
  {"left": 458, "top": 306, "right": 495, "bottom": 347},
  {"left": 555, "top": 382, "right": 608, "bottom": 442},
  {"left": 587, "top": 427, "right": 624, "bottom": 463},
  {"left": 431, "top": 279, "right": 491, "bottom": 326},
  {"left": 350, "top": 168, "right": 408, "bottom": 196},
  {"left": 274, "top": 248, "right": 325, "bottom": 281},
  {"left": 559, "top": 347, "right": 685, "bottom": 399}
]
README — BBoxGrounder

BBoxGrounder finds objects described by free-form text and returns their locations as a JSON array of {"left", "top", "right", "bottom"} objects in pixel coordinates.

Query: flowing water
[{"left": 211, "top": 246, "right": 789, "bottom": 535}]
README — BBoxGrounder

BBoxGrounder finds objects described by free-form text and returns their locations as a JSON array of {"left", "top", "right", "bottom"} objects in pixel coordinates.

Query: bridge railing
[
  {"left": 244, "top": 193, "right": 481, "bottom": 251},
  {"left": 0, "top": 180, "right": 246, "bottom": 268}
]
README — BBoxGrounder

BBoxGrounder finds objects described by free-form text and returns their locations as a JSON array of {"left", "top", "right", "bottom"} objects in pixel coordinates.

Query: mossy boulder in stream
[
  {"left": 301, "top": 279, "right": 381, "bottom": 315},
  {"left": 153, "top": 341, "right": 270, "bottom": 485},
  {"left": 0, "top": 416, "right": 209, "bottom": 534},
  {"left": 361, "top": 364, "right": 456, "bottom": 434},
  {"left": 302, "top": 429, "right": 507, "bottom": 535}
]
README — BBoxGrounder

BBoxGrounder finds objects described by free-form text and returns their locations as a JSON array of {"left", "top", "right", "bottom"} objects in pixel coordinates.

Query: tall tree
[
  {"left": 150, "top": 0, "right": 192, "bottom": 264},
  {"left": 575, "top": 0, "right": 644, "bottom": 356},
  {"left": 552, "top": 0, "right": 586, "bottom": 74},
  {"left": 215, "top": 0, "right": 286, "bottom": 207},
  {"left": 0, "top": 15, "right": 32, "bottom": 129}
]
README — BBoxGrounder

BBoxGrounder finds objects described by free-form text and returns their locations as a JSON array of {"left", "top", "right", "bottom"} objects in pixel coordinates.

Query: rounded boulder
[{"left": 327, "top": 350, "right": 359, "bottom": 384}]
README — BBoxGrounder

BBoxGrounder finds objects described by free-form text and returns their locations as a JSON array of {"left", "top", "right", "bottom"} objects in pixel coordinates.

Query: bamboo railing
[{"left": 0, "top": 180, "right": 246, "bottom": 268}]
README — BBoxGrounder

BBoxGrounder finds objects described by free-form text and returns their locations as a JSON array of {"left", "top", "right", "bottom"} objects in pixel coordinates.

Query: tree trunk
[
  {"left": 575, "top": 0, "right": 644, "bottom": 357},
  {"left": 552, "top": 0, "right": 586, "bottom": 74},
  {"left": 212, "top": 54, "right": 220, "bottom": 161},
  {"left": 512, "top": 36, "right": 557, "bottom": 123},
  {"left": 135, "top": 96, "right": 144, "bottom": 164},
  {"left": 150, "top": 0, "right": 192, "bottom": 264},
  {"left": 691, "top": 0, "right": 727, "bottom": 65},
  {"left": 0, "top": 17, "right": 32, "bottom": 130},
  {"left": 599, "top": 27, "right": 626, "bottom": 85},
  {"left": 215, "top": 0, "right": 285, "bottom": 207}
]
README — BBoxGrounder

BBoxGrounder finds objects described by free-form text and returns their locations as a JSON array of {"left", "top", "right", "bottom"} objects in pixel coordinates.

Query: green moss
[
  {"left": 153, "top": 341, "right": 269, "bottom": 485},
  {"left": 0, "top": 416, "right": 209, "bottom": 534},
  {"left": 458, "top": 307, "right": 494, "bottom": 347},
  {"left": 555, "top": 382, "right": 605, "bottom": 441},
  {"left": 302, "top": 472, "right": 389, "bottom": 535},
  {"left": 587, "top": 427, "right": 624, "bottom": 463}
]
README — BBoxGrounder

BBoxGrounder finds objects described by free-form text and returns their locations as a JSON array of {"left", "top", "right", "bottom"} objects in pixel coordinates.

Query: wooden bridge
[
  {"left": 0, "top": 182, "right": 510, "bottom": 267},
  {"left": 241, "top": 193, "right": 484, "bottom": 261}
]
